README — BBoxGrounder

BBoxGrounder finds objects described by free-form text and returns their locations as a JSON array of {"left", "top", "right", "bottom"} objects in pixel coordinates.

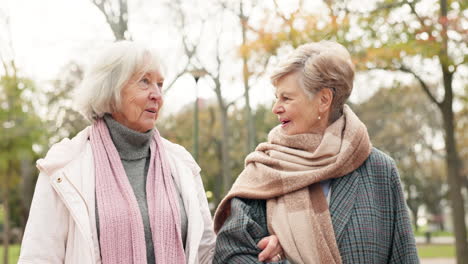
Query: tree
[
  {"left": 355, "top": 1, "right": 468, "bottom": 261},
  {"left": 0, "top": 10, "right": 47, "bottom": 263},
  {"left": 167, "top": 0, "right": 255, "bottom": 200},
  {"left": 0, "top": 70, "right": 45, "bottom": 264},
  {"left": 92, "top": 0, "right": 130, "bottom": 40},
  {"left": 231, "top": 0, "right": 258, "bottom": 154}
]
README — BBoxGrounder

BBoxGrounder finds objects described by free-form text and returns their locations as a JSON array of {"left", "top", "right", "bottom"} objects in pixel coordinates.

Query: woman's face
[
  {"left": 112, "top": 70, "right": 164, "bottom": 132},
  {"left": 272, "top": 72, "right": 323, "bottom": 135}
]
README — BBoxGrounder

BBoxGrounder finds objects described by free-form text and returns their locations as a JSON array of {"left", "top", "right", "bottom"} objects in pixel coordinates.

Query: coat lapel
[{"left": 329, "top": 170, "right": 361, "bottom": 244}]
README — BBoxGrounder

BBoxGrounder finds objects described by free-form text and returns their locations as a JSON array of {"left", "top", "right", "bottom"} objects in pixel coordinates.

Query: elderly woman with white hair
[
  {"left": 19, "top": 41, "right": 282, "bottom": 264},
  {"left": 213, "top": 41, "right": 419, "bottom": 263}
]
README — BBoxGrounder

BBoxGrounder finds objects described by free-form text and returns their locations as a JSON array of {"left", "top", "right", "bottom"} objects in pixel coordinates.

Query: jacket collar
[{"left": 329, "top": 170, "right": 361, "bottom": 244}]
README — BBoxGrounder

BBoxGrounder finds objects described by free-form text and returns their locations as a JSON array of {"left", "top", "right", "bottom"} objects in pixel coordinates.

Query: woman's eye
[
  {"left": 157, "top": 82, "right": 163, "bottom": 88},
  {"left": 140, "top": 78, "right": 151, "bottom": 85}
]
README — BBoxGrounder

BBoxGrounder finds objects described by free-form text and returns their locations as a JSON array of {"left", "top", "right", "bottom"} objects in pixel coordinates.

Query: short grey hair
[
  {"left": 270, "top": 41, "right": 355, "bottom": 122},
  {"left": 75, "top": 41, "right": 163, "bottom": 121}
]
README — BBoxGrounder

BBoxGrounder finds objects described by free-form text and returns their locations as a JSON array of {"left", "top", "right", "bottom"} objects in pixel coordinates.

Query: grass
[
  {"left": 0, "top": 243, "right": 455, "bottom": 261},
  {"left": 417, "top": 244, "right": 455, "bottom": 258},
  {"left": 0, "top": 244, "right": 20, "bottom": 264},
  {"left": 414, "top": 230, "right": 454, "bottom": 237}
]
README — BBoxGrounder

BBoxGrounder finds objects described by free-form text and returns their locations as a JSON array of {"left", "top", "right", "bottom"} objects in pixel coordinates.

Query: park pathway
[{"left": 421, "top": 258, "right": 455, "bottom": 264}]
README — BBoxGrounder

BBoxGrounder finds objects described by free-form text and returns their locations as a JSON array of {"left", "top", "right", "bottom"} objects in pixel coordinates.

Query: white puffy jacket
[{"left": 18, "top": 127, "right": 216, "bottom": 264}]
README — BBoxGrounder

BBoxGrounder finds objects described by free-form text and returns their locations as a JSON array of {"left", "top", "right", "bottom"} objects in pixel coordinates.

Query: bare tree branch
[
  {"left": 163, "top": 64, "right": 189, "bottom": 93},
  {"left": 404, "top": 0, "right": 428, "bottom": 29},
  {"left": 226, "top": 93, "right": 244, "bottom": 109},
  {"left": 0, "top": 10, "right": 16, "bottom": 77},
  {"left": 92, "top": 0, "right": 129, "bottom": 40},
  {"left": 367, "top": 65, "right": 441, "bottom": 107},
  {"left": 399, "top": 65, "right": 441, "bottom": 107},
  {"left": 163, "top": 0, "right": 205, "bottom": 93},
  {"left": 272, "top": 0, "right": 289, "bottom": 23},
  {"left": 369, "top": 1, "right": 406, "bottom": 15},
  {"left": 210, "top": 24, "right": 223, "bottom": 82}
]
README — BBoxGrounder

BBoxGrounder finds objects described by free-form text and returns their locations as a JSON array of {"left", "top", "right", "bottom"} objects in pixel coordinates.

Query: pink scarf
[{"left": 90, "top": 119, "right": 185, "bottom": 264}]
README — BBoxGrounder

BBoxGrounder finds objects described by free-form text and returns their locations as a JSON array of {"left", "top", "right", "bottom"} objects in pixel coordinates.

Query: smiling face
[
  {"left": 112, "top": 70, "right": 164, "bottom": 132},
  {"left": 272, "top": 72, "right": 326, "bottom": 135}
]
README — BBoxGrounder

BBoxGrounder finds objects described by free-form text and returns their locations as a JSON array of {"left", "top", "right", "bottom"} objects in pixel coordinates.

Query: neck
[{"left": 103, "top": 114, "right": 153, "bottom": 160}]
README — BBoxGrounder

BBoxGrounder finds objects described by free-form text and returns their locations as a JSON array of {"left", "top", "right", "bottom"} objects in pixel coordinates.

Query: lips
[
  {"left": 279, "top": 118, "right": 290, "bottom": 125},
  {"left": 145, "top": 106, "right": 158, "bottom": 113}
]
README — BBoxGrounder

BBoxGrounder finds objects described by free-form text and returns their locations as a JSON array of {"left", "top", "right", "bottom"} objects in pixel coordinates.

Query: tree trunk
[
  {"left": 242, "top": 58, "right": 255, "bottom": 153},
  {"left": 213, "top": 139, "right": 224, "bottom": 207},
  {"left": 213, "top": 78, "right": 231, "bottom": 197},
  {"left": 441, "top": 96, "right": 468, "bottom": 263},
  {"left": 406, "top": 185, "right": 419, "bottom": 232},
  {"left": 220, "top": 108, "right": 231, "bottom": 195},
  {"left": 410, "top": 206, "right": 419, "bottom": 232},
  {"left": 438, "top": 1, "right": 468, "bottom": 262},
  {"left": 240, "top": 1, "right": 256, "bottom": 154}
]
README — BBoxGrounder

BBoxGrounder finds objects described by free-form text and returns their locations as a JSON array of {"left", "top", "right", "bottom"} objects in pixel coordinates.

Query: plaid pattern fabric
[
  {"left": 214, "top": 148, "right": 419, "bottom": 264},
  {"left": 214, "top": 197, "right": 289, "bottom": 264}
]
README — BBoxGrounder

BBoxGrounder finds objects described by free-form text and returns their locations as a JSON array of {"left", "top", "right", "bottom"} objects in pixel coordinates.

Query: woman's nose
[
  {"left": 149, "top": 87, "right": 162, "bottom": 100},
  {"left": 272, "top": 101, "right": 284, "bottom": 114}
]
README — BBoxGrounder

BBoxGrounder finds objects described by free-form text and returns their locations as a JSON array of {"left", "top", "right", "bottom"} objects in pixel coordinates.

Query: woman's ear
[{"left": 319, "top": 88, "right": 333, "bottom": 113}]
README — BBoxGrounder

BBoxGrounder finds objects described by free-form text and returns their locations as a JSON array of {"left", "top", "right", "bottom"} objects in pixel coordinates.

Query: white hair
[{"left": 75, "top": 41, "right": 163, "bottom": 121}]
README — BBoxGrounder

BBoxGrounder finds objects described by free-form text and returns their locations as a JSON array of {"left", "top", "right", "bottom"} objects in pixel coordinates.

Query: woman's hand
[{"left": 257, "top": 235, "right": 284, "bottom": 262}]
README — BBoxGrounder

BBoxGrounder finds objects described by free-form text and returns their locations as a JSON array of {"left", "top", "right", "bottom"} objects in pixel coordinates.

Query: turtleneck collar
[{"left": 103, "top": 114, "right": 153, "bottom": 160}]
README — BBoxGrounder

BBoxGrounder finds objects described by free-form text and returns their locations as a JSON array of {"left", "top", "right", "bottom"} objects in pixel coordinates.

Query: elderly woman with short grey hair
[
  {"left": 213, "top": 41, "right": 419, "bottom": 263},
  {"left": 19, "top": 41, "right": 282, "bottom": 264}
]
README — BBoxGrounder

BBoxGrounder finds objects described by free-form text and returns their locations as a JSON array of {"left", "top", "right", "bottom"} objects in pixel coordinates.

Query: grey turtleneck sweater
[{"left": 96, "top": 115, "right": 187, "bottom": 263}]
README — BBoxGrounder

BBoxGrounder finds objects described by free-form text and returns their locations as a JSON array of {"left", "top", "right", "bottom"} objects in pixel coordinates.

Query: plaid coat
[{"left": 214, "top": 148, "right": 419, "bottom": 263}]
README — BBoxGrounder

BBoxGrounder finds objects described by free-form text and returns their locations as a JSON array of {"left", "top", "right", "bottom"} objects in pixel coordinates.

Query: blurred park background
[{"left": 0, "top": 0, "right": 467, "bottom": 263}]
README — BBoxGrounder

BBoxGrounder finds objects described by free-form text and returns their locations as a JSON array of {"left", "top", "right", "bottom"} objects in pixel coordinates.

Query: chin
[
  {"left": 144, "top": 124, "right": 156, "bottom": 131},
  {"left": 281, "top": 127, "right": 295, "bottom": 136}
]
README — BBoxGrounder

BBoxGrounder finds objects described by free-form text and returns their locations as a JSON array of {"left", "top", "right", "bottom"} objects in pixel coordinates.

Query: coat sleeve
[
  {"left": 193, "top": 172, "right": 216, "bottom": 264},
  {"left": 18, "top": 172, "right": 69, "bottom": 263},
  {"left": 214, "top": 197, "right": 289, "bottom": 264},
  {"left": 388, "top": 162, "right": 420, "bottom": 263}
]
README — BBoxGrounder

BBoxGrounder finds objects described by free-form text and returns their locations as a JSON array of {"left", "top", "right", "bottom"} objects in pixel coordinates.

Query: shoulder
[
  {"left": 36, "top": 126, "right": 92, "bottom": 176},
  {"left": 359, "top": 147, "right": 397, "bottom": 176},
  {"left": 366, "top": 147, "right": 396, "bottom": 167},
  {"left": 161, "top": 137, "right": 201, "bottom": 175},
  {"left": 346, "top": 147, "right": 401, "bottom": 190}
]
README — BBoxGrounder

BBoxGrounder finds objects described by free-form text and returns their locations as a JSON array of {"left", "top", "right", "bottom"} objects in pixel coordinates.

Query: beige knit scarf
[{"left": 214, "top": 105, "right": 372, "bottom": 264}]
